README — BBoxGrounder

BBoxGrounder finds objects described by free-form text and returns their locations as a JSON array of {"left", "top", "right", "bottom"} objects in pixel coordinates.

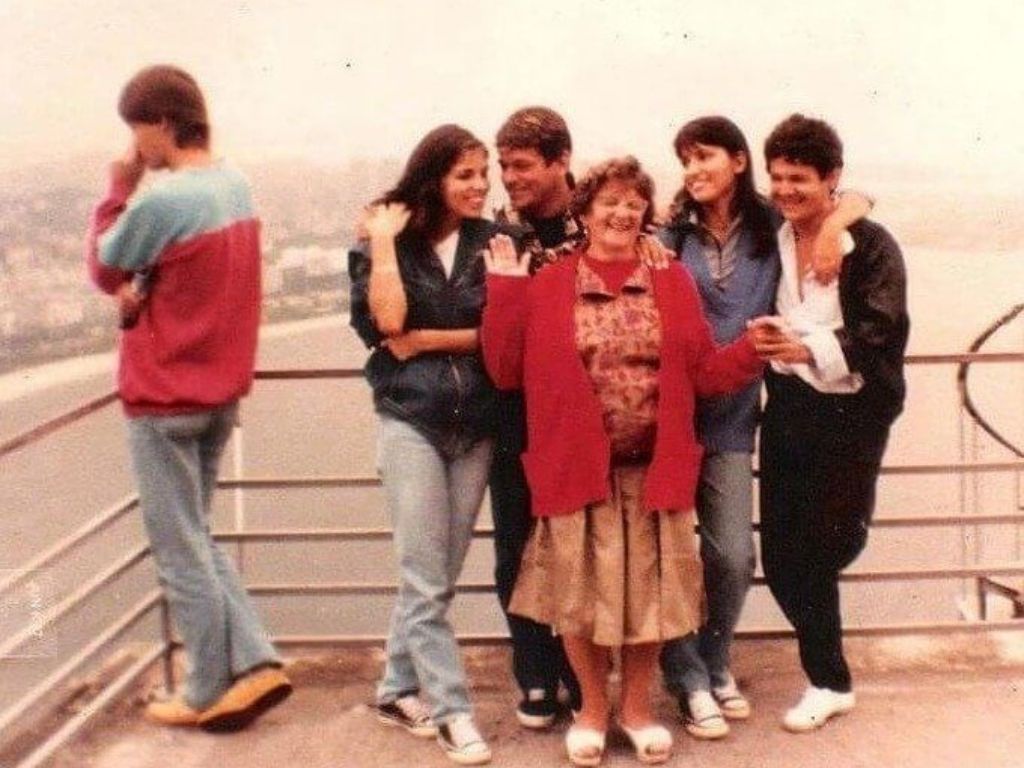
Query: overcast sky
[{"left": 2, "top": 0, "right": 1022, "bottom": 186}]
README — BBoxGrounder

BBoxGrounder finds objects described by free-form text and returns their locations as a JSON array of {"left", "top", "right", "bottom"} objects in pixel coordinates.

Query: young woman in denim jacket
[
  {"left": 348, "top": 124, "right": 498, "bottom": 766},
  {"left": 657, "top": 116, "right": 873, "bottom": 740}
]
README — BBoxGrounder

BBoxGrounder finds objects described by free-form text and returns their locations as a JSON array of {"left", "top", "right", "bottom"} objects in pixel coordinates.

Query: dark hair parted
[
  {"left": 118, "top": 65, "right": 209, "bottom": 149},
  {"left": 496, "top": 106, "right": 572, "bottom": 163},
  {"left": 570, "top": 156, "right": 656, "bottom": 231},
  {"left": 668, "top": 115, "right": 775, "bottom": 257},
  {"left": 764, "top": 113, "right": 844, "bottom": 178},
  {"left": 378, "top": 124, "right": 486, "bottom": 241}
]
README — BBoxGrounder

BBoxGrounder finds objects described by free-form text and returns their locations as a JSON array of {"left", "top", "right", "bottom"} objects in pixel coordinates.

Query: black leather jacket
[{"left": 349, "top": 218, "right": 498, "bottom": 456}]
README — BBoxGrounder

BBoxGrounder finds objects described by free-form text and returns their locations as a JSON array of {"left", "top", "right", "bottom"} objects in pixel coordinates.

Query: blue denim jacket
[{"left": 659, "top": 218, "right": 780, "bottom": 453}]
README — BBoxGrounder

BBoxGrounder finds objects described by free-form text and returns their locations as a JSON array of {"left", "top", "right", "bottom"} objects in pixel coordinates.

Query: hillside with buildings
[{"left": 0, "top": 156, "right": 1020, "bottom": 374}]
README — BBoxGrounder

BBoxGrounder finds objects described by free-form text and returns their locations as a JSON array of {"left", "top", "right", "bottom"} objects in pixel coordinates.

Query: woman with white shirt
[
  {"left": 348, "top": 124, "right": 499, "bottom": 765},
  {"left": 748, "top": 114, "right": 909, "bottom": 733}
]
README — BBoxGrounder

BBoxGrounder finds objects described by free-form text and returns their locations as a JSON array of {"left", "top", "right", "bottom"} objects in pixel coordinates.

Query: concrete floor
[{"left": 51, "top": 633, "right": 1024, "bottom": 768}]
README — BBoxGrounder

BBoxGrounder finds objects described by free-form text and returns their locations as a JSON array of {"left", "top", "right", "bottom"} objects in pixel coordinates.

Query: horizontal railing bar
[
  {"left": 0, "top": 590, "right": 162, "bottom": 736},
  {"left": 217, "top": 476, "right": 380, "bottom": 490},
  {"left": 0, "top": 495, "right": 139, "bottom": 598},
  {"left": 211, "top": 513, "right": 1024, "bottom": 545},
  {"left": 271, "top": 619, "right": 1024, "bottom": 648},
  {"left": 2, "top": 351, "right": 1020, "bottom": 466},
  {"left": 0, "top": 392, "right": 119, "bottom": 461},
  {"left": 0, "top": 544, "right": 150, "bottom": 660},
  {"left": 254, "top": 369, "right": 365, "bottom": 380},
  {"left": 13, "top": 643, "right": 166, "bottom": 768},
  {"left": 214, "top": 527, "right": 483, "bottom": 542},
  {"left": 251, "top": 354, "right": 1021, "bottom": 378},
  {"left": 905, "top": 352, "right": 1024, "bottom": 365},
  {"left": 245, "top": 564, "right": 1024, "bottom": 597},
  {"left": 877, "top": 461, "right": 1024, "bottom": 475},
  {"left": 869, "top": 513, "right": 1024, "bottom": 527},
  {"left": 216, "top": 461, "right": 1024, "bottom": 494}
]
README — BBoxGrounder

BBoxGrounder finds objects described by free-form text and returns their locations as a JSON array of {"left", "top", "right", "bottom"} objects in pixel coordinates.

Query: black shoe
[
  {"left": 375, "top": 694, "right": 438, "bottom": 739},
  {"left": 515, "top": 688, "right": 559, "bottom": 729}
]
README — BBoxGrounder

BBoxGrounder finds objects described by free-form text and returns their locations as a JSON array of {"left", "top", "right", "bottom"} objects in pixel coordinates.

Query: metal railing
[{"left": 1, "top": 348, "right": 1022, "bottom": 767}]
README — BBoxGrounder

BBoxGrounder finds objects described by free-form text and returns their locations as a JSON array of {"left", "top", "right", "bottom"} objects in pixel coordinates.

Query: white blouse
[{"left": 771, "top": 222, "right": 864, "bottom": 394}]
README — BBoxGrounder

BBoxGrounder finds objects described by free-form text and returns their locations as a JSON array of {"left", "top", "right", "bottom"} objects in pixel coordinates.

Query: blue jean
[
  {"left": 661, "top": 451, "right": 755, "bottom": 695},
  {"left": 127, "top": 403, "right": 279, "bottom": 710},
  {"left": 375, "top": 415, "right": 493, "bottom": 724}
]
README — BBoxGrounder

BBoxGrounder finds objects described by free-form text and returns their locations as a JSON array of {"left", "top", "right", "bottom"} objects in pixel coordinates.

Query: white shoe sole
[
  {"left": 516, "top": 709, "right": 557, "bottom": 729},
  {"left": 782, "top": 703, "right": 854, "bottom": 733}
]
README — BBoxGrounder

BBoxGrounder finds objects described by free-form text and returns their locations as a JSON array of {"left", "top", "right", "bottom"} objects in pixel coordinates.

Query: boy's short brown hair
[
  {"left": 118, "top": 65, "right": 209, "bottom": 149},
  {"left": 496, "top": 106, "right": 572, "bottom": 163}
]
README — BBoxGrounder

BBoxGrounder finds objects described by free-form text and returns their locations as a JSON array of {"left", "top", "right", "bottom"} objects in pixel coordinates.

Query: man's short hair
[
  {"left": 764, "top": 113, "right": 843, "bottom": 178},
  {"left": 496, "top": 106, "right": 572, "bottom": 163},
  {"left": 118, "top": 65, "right": 209, "bottom": 149}
]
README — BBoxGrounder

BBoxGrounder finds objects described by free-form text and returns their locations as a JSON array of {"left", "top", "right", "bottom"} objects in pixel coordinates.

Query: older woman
[
  {"left": 349, "top": 124, "right": 497, "bottom": 765},
  {"left": 482, "top": 157, "right": 765, "bottom": 766}
]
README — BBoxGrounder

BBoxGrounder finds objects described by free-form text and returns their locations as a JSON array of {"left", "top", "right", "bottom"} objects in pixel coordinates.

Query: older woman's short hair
[{"left": 570, "top": 156, "right": 656, "bottom": 230}]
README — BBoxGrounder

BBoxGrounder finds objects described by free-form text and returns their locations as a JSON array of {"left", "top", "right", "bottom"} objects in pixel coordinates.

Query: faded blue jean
[
  {"left": 127, "top": 403, "right": 279, "bottom": 710},
  {"left": 375, "top": 415, "right": 493, "bottom": 724},
  {"left": 661, "top": 451, "right": 755, "bottom": 695}
]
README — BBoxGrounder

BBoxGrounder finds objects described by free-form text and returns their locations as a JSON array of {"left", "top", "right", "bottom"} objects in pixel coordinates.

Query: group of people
[{"left": 85, "top": 64, "right": 909, "bottom": 768}]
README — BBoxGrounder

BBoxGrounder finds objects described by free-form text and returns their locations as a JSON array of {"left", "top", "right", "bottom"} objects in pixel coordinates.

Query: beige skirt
[{"left": 509, "top": 464, "right": 705, "bottom": 646}]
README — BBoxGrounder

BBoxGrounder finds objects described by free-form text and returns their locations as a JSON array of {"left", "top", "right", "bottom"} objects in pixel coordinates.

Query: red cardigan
[{"left": 481, "top": 253, "right": 763, "bottom": 517}]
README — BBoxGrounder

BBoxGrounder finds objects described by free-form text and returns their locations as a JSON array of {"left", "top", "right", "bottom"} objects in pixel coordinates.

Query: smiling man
[
  {"left": 750, "top": 113, "right": 909, "bottom": 733},
  {"left": 489, "top": 107, "right": 584, "bottom": 729}
]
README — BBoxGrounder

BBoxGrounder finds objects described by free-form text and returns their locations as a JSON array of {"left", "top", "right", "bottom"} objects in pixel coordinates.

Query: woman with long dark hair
[
  {"left": 657, "top": 116, "right": 872, "bottom": 740},
  {"left": 349, "top": 124, "right": 498, "bottom": 765}
]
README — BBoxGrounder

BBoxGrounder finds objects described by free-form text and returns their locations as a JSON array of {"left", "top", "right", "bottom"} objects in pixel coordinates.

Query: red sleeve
[
  {"left": 481, "top": 273, "right": 529, "bottom": 390},
  {"left": 84, "top": 174, "right": 135, "bottom": 295},
  {"left": 673, "top": 266, "right": 764, "bottom": 397}
]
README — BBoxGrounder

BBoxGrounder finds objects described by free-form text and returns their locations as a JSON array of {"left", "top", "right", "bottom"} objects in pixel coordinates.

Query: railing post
[
  {"left": 233, "top": 411, "right": 247, "bottom": 576},
  {"left": 160, "top": 596, "right": 175, "bottom": 694}
]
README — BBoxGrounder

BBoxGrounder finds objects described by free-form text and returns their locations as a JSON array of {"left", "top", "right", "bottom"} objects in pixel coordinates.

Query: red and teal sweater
[{"left": 85, "top": 163, "right": 262, "bottom": 416}]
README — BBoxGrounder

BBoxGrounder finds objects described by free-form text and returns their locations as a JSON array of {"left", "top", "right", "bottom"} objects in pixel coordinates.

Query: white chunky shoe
[
  {"left": 712, "top": 672, "right": 752, "bottom": 720},
  {"left": 437, "top": 714, "right": 492, "bottom": 765},
  {"left": 782, "top": 686, "right": 855, "bottom": 733},
  {"left": 683, "top": 690, "right": 730, "bottom": 739}
]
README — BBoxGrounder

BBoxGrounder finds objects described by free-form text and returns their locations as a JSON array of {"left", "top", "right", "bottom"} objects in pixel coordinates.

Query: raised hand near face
[
  {"left": 483, "top": 233, "right": 529, "bottom": 276},
  {"left": 364, "top": 202, "right": 412, "bottom": 244},
  {"left": 110, "top": 143, "right": 145, "bottom": 192}
]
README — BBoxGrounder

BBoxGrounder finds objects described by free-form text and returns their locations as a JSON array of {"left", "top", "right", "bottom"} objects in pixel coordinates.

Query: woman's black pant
[{"left": 759, "top": 374, "right": 890, "bottom": 693}]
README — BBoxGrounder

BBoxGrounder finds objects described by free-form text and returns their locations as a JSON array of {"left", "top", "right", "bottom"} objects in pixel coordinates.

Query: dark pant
[
  {"left": 490, "top": 392, "right": 579, "bottom": 705},
  {"left": 759, "top": 374, "right": 890, "bottom": 693}
]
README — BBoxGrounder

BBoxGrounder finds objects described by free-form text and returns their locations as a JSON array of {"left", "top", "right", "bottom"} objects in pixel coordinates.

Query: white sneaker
[
  {"left": 683, "top": 690, "right": 730, "bottom": 739},
  {"left": 712, "top": 673, "right": 751, "bottom": 720},
  {"left": 437, "top": 714, "right": 492, "bottom": 765},
  {"left": 376, "top": 694, "right": 437, "bottom": 738},
  {"left": 782, "top": 686, "right": 855, "bottom": 733}
]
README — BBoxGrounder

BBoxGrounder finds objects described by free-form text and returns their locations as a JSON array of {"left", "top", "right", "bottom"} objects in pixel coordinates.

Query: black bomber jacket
[{"left": 348, "top": 218, "right": 498, "bottom": 455}]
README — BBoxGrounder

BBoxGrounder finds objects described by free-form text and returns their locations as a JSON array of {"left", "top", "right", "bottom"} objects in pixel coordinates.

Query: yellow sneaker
[
  {"left": 198, "top": 667, "right": 293, "bottom": 732},
  {"left": 144, "top": 695, "right": 203, "bottom": 727}
]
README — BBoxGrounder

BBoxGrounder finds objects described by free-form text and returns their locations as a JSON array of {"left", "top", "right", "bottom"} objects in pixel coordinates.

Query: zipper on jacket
[{"left": 449, "top": 354, "right": 464, "bottom": 422}]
